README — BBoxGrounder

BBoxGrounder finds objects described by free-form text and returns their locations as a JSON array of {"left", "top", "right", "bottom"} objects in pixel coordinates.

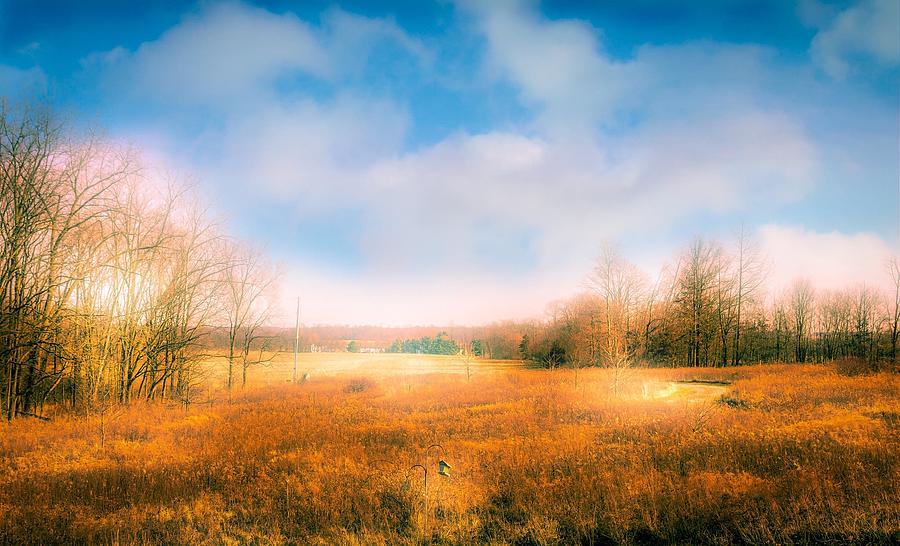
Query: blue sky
[{"left": 1, "top": 0, "right": 897, "bottom": 325}]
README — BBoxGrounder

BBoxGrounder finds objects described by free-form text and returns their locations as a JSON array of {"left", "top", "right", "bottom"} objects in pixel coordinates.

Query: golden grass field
[
  {"left": 203, "top": 352, "right": 526, "bottom": 388},
  {"left": 1, "top": 353, "right": 897, "bottom": 545}
]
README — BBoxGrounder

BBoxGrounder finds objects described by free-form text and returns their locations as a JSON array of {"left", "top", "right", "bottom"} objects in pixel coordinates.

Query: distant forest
[
  {"left": 512, "top": 240, "right": 898, "bottom": 371},
  {"left": 208, "top": 240, "right": 900, "bottom": 372},
  {"left": 505, "top": 240, "right": 897, "bottom": 370},
  {"left": 386, "top": 332, "right": 461, "bottom": 355},
  {"left": 225, "top": 234, "right": 900, "bottom": 373}
]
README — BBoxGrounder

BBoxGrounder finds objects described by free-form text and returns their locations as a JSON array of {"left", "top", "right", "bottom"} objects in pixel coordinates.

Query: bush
[
  {"left": 835, "top": 357, "right": 876, "bottom": 376},
  {"left": 717, "top": 395, "right": 750, "bottom": 409},
  {"left": 344, "top": 378, "right": 372, "bottom": 393}
]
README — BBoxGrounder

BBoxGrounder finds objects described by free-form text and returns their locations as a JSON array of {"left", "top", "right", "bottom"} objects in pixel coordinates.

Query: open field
[
  {"left": 1, "top": 354, "right": 897, "bottom": 545},
  {"left": 202, "top": 352, "right": 731, "bottom": 405},
  {"left": 204, "top": 351, "right": 733, "bottom": 404},
  {"left": 202, "top": 352, "right": 525, "bottom": 389}
]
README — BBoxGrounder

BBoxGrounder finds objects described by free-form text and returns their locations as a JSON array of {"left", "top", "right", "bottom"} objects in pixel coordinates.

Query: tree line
[
  {"left": 506, "top": 237, "right": 900, "bottom": 371},
  {"left": 0, "top": 103, "right": 278, "bottom": 419},
  {"left": 387, "top": 332, "right": 461, "bottom": 355}
]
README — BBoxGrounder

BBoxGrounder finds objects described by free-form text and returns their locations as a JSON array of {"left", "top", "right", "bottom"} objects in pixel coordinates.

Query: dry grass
[
  {"left": 199, "top": 351, "right": 523, "bottom": 390},
  {"left": 0, "top": 355, "right": 897, "bottom": 545}
]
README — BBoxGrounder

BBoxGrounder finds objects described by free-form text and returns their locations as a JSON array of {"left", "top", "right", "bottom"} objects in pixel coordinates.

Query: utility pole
[{"left": 293, "top": 296, "right": 300, "bottom": 383}]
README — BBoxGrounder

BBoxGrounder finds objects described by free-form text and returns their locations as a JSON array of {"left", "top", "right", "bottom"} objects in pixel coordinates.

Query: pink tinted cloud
[{"left": 759, "top": 224, "right": 896, "bottom": 293}]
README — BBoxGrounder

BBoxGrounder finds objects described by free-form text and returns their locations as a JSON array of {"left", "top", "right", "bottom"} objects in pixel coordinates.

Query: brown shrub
[
  {"left": 344, "top": 377, "right": 375, "bottom": 393},
  {"left": 835, "top": 357, "right": 878, "bottom": 376}
]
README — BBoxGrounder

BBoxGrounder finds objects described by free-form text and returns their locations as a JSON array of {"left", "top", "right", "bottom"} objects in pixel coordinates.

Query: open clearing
[
  {"left": 205, "top": 352, "right": 524, "bottom": 386},
  {"left": 1, "top": 355, "right": 896, "bottom": 545},
  {"left": 203, "top": 352, "right": 729, "bottom": 403}
]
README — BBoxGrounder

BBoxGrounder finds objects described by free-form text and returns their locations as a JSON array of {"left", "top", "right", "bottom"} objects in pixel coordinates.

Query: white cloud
[
  {"left": 459, "top": 0, "right": 640, "bottom": 135},
  {"left": 608, "top": 112, "right": 815, "bottom": 209},
  {"left": 0, "top": 64, "right": 46, "bottom": 97},
  {"left": 215, "top": 94, "right": 409, "bottom": 204},
  {"left": 811, "top": 0, "right": 900, "bottom": 79},
  {"left": 352, "top": 111, "right": 814, "bottom": 270},
  {"left": 92, "top": 2, "right": 428, "bottom": 106},
  {"left": 118, "top": 1, "right": 819, "bottom": 282},
  {"left": 80, "top": 46, "right": 128, "bottom": 68},
  {"left": 194, "top": 105, "right": 816, "bottom": 275},
  {"left": 797, "top": 0, "right": 839, "bottom": 27},
  {"left": 127, "top": 2, "right": 328, "bottom": 104},
  {"left": 759, "top": 224, "right": 895, "bottom": 293},
  {"left": 319, "top": 9, "right": 432, "bottom": 72}
]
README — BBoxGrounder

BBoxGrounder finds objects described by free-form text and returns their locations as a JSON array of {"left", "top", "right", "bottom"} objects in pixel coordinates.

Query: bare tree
[
  {"left": 851, "top": 285, "right": 880, "bottom": 364},
  {"left": 565, "top": 293, "right": 602, "bottom": 389},
  {"left": 731, "top": 227, "right": 766, "bottom": 365},
  {"left": 0, "top": 103, "right": 286, "bottom": 417},
  {"left": 713, "top": 251, "right": 736, "bottom": 367},
  {"left": 675, "top": 240, "right": 723, "bottom": 367},
  {"left": 789, "top": 279, "right": 815, "bottom": 363},
  {"left": 222, "top": 242, "right": 279, "bottom": 390},
  {"left": 640, "top": 260, "right": 677, "bottom": 366},
  {"left": 888, "top": 258, "right": 900, "bottom": 363},
  {"left": 771, "top": 295, "right": 790, "bottom": 362},
  {"left": 588, "top": 244, "right": 645, "bottom": 391},
  {"left": 818, "top": 289, "right": 853, "bottom": 361},
  {"left": 0, "top": 102, "right": 132, "bottom": 418}
]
